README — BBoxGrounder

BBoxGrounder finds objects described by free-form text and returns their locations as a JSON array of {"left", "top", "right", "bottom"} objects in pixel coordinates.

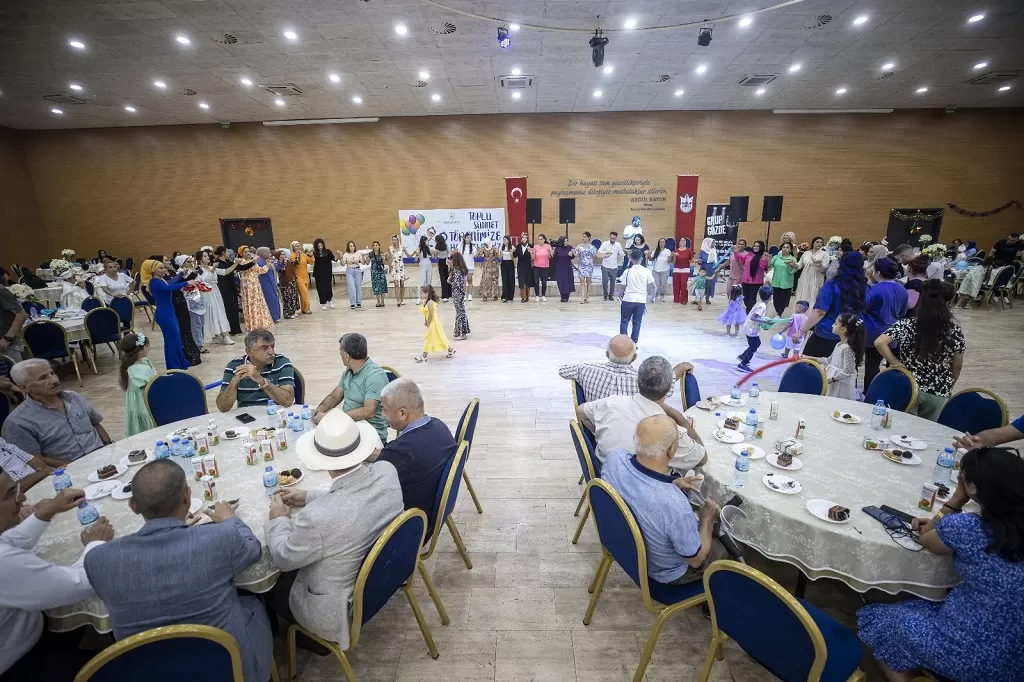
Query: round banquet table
[
  {"left": 687, "top": 391, "right": 963, "bottom": 601},
  {"left": 23, "top": 407, "right": 331, "bottom": 633},
  {"left": 36, "top": 285, "right": 64, "bottom": 308}
]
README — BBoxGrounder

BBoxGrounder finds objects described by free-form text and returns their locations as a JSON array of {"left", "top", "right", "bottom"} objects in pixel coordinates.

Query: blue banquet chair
[
  {"left": 23, "top": 320, "right": 84, "bottom": 386},
  {"left": 699, "top": 560, "right": 865, "bottom": 682},
  {"left": 74, "top": 624, "right": 248, "bottom": 682},
  {"left": 144, "top": 370, "right": 208, "bottom": 426},
  {"left": 84, "top": 308, "right": 123, "bottom": 360},
  {"left": 108, "top": 295, "right": 135, "bottom": 333},
  {"left": 129, "top": 273, "right": 155, "bottom": 326},
  {"left": 0, "top": 391, "right": 10, "bottom": 431},
  {"left": 979, "top": 265, "right": 1015, "bottom": 310},
  {"left": 286, "top": 509, "right": 439, "bottom": 681},
  {"left": 81, "top": 296, "right": 103, "bottom": 312},
  {"left": 778, "top": 358, "right": 827, "bottom": 396},
  {"left": 863, "top": 366, "right": 918, "bottom": 413},
  {"left": 124, "top": 256, "right": 134, "bottom": 273},
  {"left": 683, "top": 372, "right": 702, "bottom": 410},
  {"left": 570, "top": 379, "right": 596, "bottom": 469},
  {"left": 937, "top": 388, "right": 1007, "bottom": 433},
  {"left": 454, "top": 398, "right": 483, "bottom": 514},
  {"left": 570, "top": 420, "right": 601, "bottom": 544},
  {"left": 292, "top": 366, "right": 305, "bottom": 404},
  {"left": 583, "top": 479, "right": 708, "bottom": 682},
  {"left": 381, "top": 365, "right": 401, "bottom": 383}
]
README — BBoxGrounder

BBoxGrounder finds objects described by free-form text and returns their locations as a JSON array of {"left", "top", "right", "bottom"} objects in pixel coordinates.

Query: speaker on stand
[
  {"left": 559, "top": 198, "right": 576, "bottom": 240},
  {"left": 729, "top": 196, "right": 750, "bottom": 223},
  {"left": 526, "top": 198, "right": 542, "bottom": 243},
  {"left": 761, "top": 196, "right": 784, "bottom": 244}
]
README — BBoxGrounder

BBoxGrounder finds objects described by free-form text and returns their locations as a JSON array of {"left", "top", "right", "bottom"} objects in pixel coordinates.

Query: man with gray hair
[
  {"left": 370, "top": 377, "right": 458, "bottom": 532},
  {"left": 577, "top": 355, "right": 705, "bottom": 470},
  {"left": 601, "top": 415, "right": 725, "bottom": 585},
  {"left": 558, "top": 334, "right": 693, "bottom": 403},
  {"left": 312, "top": 333, "right": 389, "bottom": 442},
  {"left": 3, "top": 359, "right": 110, "bottom": 463},
  {"left": 84, "top": 459, "right": 273, "bottom": 682},
  {"left": 216, "top": 328, "right": 295, "bottom": 411}
]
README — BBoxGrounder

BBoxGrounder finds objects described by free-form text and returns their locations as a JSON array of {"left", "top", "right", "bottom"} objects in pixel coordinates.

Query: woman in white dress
[
  {"left": 93, "top": 260, "right": 134, "bottom": 303},
  {"left": 794, "top": 236, "right": 830, "bottom": 305},
  {"left": 195, "top": 250, "right": 233, "bottom": 345}
]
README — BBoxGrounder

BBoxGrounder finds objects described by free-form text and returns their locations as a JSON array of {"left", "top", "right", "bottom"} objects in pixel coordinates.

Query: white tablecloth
[
  {"left": 24, "top": 407, "right": 320, "bottom": 633},
  {"left": 50, "top": 317, "right": 89, "bottom": 343},
  {"left": 688, "top": 391, "right": 962, "bottom": 600},
  {"left": 35, "top": 269, "right": 53, "bottom": 282}
]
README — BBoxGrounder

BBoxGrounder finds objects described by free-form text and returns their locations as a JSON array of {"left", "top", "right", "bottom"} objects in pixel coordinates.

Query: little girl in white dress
[{"left": 803, "top": 312, "right": 864, "bottom": 400}]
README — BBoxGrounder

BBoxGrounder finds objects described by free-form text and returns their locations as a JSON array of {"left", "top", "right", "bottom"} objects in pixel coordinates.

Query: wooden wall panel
[
  {"left": 0, "top": 126, "right": 49, "bottom": 268},
  {"left": 14, "top": 109, "right": 1024, "bottom": 264}
]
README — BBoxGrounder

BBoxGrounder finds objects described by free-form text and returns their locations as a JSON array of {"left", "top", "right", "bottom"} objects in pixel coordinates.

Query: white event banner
[{"left": 398, "top": 208, "right": 506, "bottom": 254}]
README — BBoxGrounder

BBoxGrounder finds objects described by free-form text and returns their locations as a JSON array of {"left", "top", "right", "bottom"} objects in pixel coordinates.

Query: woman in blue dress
[
  {"left": 256, "top": 247, "right": 282, "bottom": 321},
  {"left": 140, "top": 259, "right": 195, "bottom": 370},
  {"left": 857, "top": 447, "right": 1024, "bottom": 682}
]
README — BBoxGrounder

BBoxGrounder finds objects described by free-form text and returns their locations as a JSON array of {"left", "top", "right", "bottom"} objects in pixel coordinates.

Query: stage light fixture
[
  {"left": 589, "top": 31, "right": 609, "bottom": 68},
  {"left": 498, "top": 27, "right": 511, "bottom": 48},
  {"left": 697, "top": 27, "right": 713, "bottom": 47}
]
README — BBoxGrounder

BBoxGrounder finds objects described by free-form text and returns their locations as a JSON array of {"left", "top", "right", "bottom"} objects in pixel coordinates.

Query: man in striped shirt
[
  {"left": 559, "top": 335, "right": 693, "bottom": 403},
  {"left": 216, "top": 329, "right": 295, "bottom": 411}
]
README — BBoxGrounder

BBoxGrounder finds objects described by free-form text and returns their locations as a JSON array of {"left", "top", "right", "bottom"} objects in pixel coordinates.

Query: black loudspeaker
[
  {"left": 526, "top": 198, "right": 542, "bottom": 224},
  {"left": 729, "top": 196, "right": 749, "bottom": 222},
  {"left": 761, "top": 196, "right": 784, "bottom": 222},
  {"left": 559, "top": 198, "right": 576, "bottom": 224}
]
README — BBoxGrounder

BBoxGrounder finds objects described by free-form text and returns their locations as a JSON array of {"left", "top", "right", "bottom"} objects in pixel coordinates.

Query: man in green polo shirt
[
  {"left": 216, "top": 329, "right": 295, "bottom": 411},
  {"left": 312, "top": 333, "right": 389, "bottom": 442}
]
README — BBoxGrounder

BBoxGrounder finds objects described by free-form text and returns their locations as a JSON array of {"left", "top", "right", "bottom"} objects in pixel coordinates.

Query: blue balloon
[{"left": 770, "top": 333, "right": 787, "bottom": 350}]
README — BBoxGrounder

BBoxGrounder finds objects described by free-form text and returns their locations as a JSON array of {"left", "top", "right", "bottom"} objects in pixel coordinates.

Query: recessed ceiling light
[
  {"left": 352, "top": 95, "right": 362, "bottom": 104},
  {"left": 674, "top": 89, "right": 684, "bottom": 97},
  {"left": 419, "top": 70, "right": 430, "bottom": 80},
  {"left": 788, "top": 63, "right": 801, "bottom": 73},
  {"left": 275, "top": 98, "right": 285, "bottom": 107},
  {"left": 328, "top": 73, "right": 340, "bottom": 83},
  {"left": 603, "top": 65, "right": 613, "bottom": 74},
  {"left": 124, "top": 105, "right": 136, "bottom": 112},
  {"left": 739, "top": 16, "right": 753, "bottom": 27},
  {"left": 881, "top": 62, "right": 895, "bottom": 70},
  {"left": 283, "top": 30, "right": 297, "bottom": 41},
  {"left": 510, "top": 23, "right": 520, "bottom": 31},
  {"left": 175, "top": 34, "right": 190, "bottom": 45},
  {"left": 431, "top": 93, "right": 441, "bottom": 102},
  {"left": 512, "top": 91, "right": 522, "bottom": 100},
  {"left": 998, "top": 85, "right": 1011, "bottom": 92},
  {"left": 836, "top": 87, "right": 847, "bottom": 95},
  {"left": 973, "top": 61, "right": 988, "bottom": 70},
  {"left": 153, "top": 79, "right": 166, "bottom": 89},
  {"left": 511, "top": 67, "right": 521, "bottom": 76},
  {"left": 198, "top": 101, "right": 210, "bottom": 109},
  {"left": 695, "top": 64, "right": 708, "bottom": 75},
  {"left": 68, "top": 83, "right": 82, "bottom": 91},
  {"left": 394, "top": 24, "right": 408, "bottom": 35},
  {"left": 68, "top": 39, "right": 85, "bottom": 50},
  {"left": 915, "top": 86, "right": 928, "bottom": 94},
  {"left": 967, "top": 13, "right": 984, "bottom": 23},
  {"left": 51, "top": 107, "right": 63, "bottom": 115},
  {"left": 623, "top": 18, "right": 637, "bottom": 29},
  {"left": 755, "top": 88, "right": 766, "bottom": 96},
  {"left": 853, "top": 15, "right": 869, "bottom": 25},
  {"left": 240, "top": 77, "right": 253, "bottom": 86},
  {"left": 593, "top": 89, "right": 602, "bottom": 98}
]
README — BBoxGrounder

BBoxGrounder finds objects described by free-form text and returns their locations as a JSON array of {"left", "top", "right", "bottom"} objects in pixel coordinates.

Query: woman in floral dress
[
  {"left": 236, "top": 246, "right": 274, "bottom": 330},
  {"left": 479, "top": 242, "right": 500, "bottom": 301},
  {"left": 574, "top": 232, "right": 597, "bottom": 303},
  {"left": 369, "top": 241, "right": 388, "bottom": 307},
  {"left": 449, "top": 251, "right": 471, "bottom": 340},
  {"left": 275, "top": 249, "right": 300, "bottom": 319},
  {"left": 387, "top": 234, "right": 407, "bottom": 307}
]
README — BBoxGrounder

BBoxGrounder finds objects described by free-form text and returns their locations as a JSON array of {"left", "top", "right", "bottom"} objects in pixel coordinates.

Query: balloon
[
  {"left": 416, "top": 214, "right": 426, "bottom": 225},
  {"left": 399, "top": 219, "right": 408, "bottom": 229},
  {"left": 409, "top": 224, "right": 418, "bottom": 234},
  {"left": 408, "top": 215, "right": 417, "bottom": 225},
  {"left": 770, "top": 333, "right": 787, "bottom": 351},
  {"left": 401, "top": 227, "right": 410, "bottom": 236}
]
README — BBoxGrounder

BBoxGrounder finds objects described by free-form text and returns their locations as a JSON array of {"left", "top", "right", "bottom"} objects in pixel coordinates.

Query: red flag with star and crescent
[{"left": 505, "top": 176, "right": 527, "bottom": 243}]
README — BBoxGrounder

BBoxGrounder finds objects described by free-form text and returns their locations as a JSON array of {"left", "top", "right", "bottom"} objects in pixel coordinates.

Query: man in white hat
[{"left": 265, "top": 409, "right": 403, "bottom": 651}]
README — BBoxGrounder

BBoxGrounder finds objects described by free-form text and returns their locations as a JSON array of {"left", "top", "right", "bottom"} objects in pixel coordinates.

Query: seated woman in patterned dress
[{"left": 857, "top": 447, "right": 1024, "bottom": 682}]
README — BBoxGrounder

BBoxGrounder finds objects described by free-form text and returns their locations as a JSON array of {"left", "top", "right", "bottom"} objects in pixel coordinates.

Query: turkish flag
[
  {"left": 675, "top": 175, "right": 700, "bottom": 246},
  {"left": 505, "top": 176, "right": 527, "bottom": 244}
]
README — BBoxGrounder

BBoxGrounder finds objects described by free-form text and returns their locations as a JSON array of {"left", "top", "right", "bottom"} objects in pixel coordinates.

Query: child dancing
[{"left": 717, "top": 285, "right": 745, "bottom": 336}]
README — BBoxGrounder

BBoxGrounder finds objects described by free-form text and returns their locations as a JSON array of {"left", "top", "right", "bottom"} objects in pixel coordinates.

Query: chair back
[
  {"left": 108, "top": 296, "right": 134, "bottom": 331},
  {"left": 570, "top": 420, "right": 601, "bottom": 481},
  {"left": 455, "top": 398, "right": 480, "bottom": 458},
  {"left": 349, "top": 509, "right": 428, "bottom": 648},
  {"left": 125, "top": 257, "right": 134, "bottom": 272},
  {"left": 778, "top": 359, "right": 826, "bottom": 395},
  {"left": 84, "top": 281, "right": 95, "bottom": 296},
  {"left": 0, "top": 391, "right": 10, "bottom": 431},
  {"left": 142, "top": 286, "right": 156, "bottom": 306},
  {"left": 292, "top": 367, "right": 305, "bottom": 404},
  {"left": 23, "top": 321, "right": 73, "bottom": 360},
  {"left": 683, "top": 373, "right": 702, "bottom": 410},
  {"left": 19, "top": 266, "right": 32, "bottom": 279},
  {"left": 21, "top": 300, "right": 44, "bottom": 316},
  {"left": 768, "top": 245, "right": 779, "bottom": 256},
  {"left": 144, "top": 370, "right": 209, "bottom": 426},
  {"left": 425, "top": 442, "right": 469, "bottom": 555},
  {"left": 992, "top": 266, "right": 1015, "bottom": 288},
  {"left": 381, "top": 365, "right": 401, "bottom": 383},
  {"left": 937, "top": 388, "right": 1007, "bottom": 433},
  {"left": 704, "top": 560, "right": 829, "bottom": 681},
  {"left": 0, "top": 353, "right": 15, "bottom": 379},
  {"left": 74, "top": 624, "right": 243, "bottom": 682},
  {"left": 570, "top": 379, "right": 587, "bottom": 409},
  {"left": 864, "top": 366, "right": 918, "bottom": 412},
  {"left": 81, "top": 296, "right": 102, "bottom": 311},
  {"left": 85, "top": 308, "right": 122, "bottom": 345}
]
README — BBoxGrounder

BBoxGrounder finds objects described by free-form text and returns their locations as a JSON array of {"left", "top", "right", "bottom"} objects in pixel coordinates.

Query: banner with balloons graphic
[{"left": 397, "top": 208, "right": 507, "bottom": 254}]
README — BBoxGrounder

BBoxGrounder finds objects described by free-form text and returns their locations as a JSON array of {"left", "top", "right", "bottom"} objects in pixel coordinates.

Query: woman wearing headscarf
[
  {"left": 172, "top": 255, "right": 203, "bottom": 364},
  {"left": 142, "top": 259, "right": 194, "bottom": 370},
  {"left": 276, "top": 249, "right": 301, "bottom": 319},
  {"left": 311, "top": 237, "right": 337, "bottom": 310},
  {"left": 698, "top": 237, "right": 720, "bottom": 302},
  {"left": 236, "top": 246, "right": 275, "bottom": 330},
  {"left": 794, "top": 236, "right": 830, "bottom": 306},
  {"left": 290, "top": 241, "right": 312, "bottom": 314},
  {"left": 791, "top": 251, "right": 867, "bottom": 358},
  {"left": 552, "top": 236, "right": 576, "bottom": 303},
  {"left": 212, "top": 246, "right": 245, "bottom": 335},
  {"left": 255, "top": 247, "right": 282, "bottom": 321},
  {"left": 863, "top": 243, "right": 888, "bottom": 275}
]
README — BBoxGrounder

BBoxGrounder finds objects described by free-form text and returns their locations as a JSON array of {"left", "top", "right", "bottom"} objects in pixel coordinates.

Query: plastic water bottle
[
  {"left": 933, "top": 447, "right": 955, "bottom": 485},
  {"left": 870, "top": 400, "right": 887, "bottom": 431},
  {"left": 730, "top": 384, "right": 741, "bottom": 401},
  {"left": 732, "top": 450, "right": 750, "bottom": 490},
  {"left": 300, "top": 404, "right": 312, "bottom": 425},
  {"left": 749, "top": 382, "right": 760, "bottom": 403},
  {"left": 263, "top": 465, "right": 279, "bottom": 497},
  {"left": 169, "top": 437, "right": 181, "bottom": 457},
  {"left": 289, "top": 412, "right": 303, "bottom": 433},
  {"left": 746, "top": 409, "right": 759, "bottom": 439},
  {"left": 266, "top": 400, "right": 278, "bottom": 417},
  {"left": 181, "top": 437, "right": 196, "bottom": 458},
  {"left": 52, "top": 468, "right": 72, "bottom": 493},
  {"left": 76, "top": 501, "right": 99, "bottom": 526},
  {"left": 154, "top": 440, "right": 170, "bottom": 459}
]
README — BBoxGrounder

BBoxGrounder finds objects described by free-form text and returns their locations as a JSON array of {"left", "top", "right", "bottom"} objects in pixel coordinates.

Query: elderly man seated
[
  {"left": 576, "top": 356, "right": 705, "bottom": 471},
  {"left": 3, "top": 359, "right": 111, "bottom": 463},
  {"left": 558, "top": 334, "right": 639, "bottom": 401},
  {"left": 311, "top": 333, "right": 389, "bottom": 443},
  {"left": 216, "top": 329, "right": 295, "bottom": 411},
  {"left": 602, "top": 415, "right": 725, "bottom": 585},
  {"left": 0, "top": 437, "right": 56, "bottom": 492}
]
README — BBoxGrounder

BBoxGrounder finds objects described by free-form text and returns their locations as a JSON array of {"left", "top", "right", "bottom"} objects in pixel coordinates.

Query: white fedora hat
[{"left": 295, "top": 409, "right": 382, "bottom": 471}]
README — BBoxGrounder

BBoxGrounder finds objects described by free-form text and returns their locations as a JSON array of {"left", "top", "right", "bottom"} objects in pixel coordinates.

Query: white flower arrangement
[
  {"left": 918, "top": 234, "right": 933, "bottom": 244},
  {"left": 61, "top": 248, "right": 76, "bottom": 259},
  {"left": 922, "top": 243, "right": 947, "bottom": 258},
  {"left": 49, "top": 258, "right": 72, "bottom": 276},
  {"left": 302, "top": 243, "right": 314, "bottom": 254},
  {"left": 827, "top": 235, "right": 843, "bottom": 246},
  {"left": 8, "top": 283, "right": 35, "bottom": 301}
]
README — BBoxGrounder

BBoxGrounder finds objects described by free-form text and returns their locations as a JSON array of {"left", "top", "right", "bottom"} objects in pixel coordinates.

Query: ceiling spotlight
[
  {"left": 881, "top": 62, "right": 895, "bottom": 70},
  {"left": 199, "top": 101, "right": 210, "bottom": 109},
  {"left": 695, "top": 64, "right": 708, "bottom": 75},
  {"left": 283, "top": 30, "right": 297, "bottom": 41},
  {"left": 623, "top": 18, "right": 637, "bottom": 29},
  {"left": 153, "top": 79, "right": 167, "bottom": 89},
  {"left": 589, "top": 31, "right": 609, "bottom": 68},
  {"left": 68, "top": 83, "right": 82, "bottom": 91},
  {"left": 51, "top": 107, "right": 63, "bottom": 114},
  {"left": 998, "top": 85, "right": 1011, "bottom": 92},
  {"left": 697, "top": 27, "right": 713, "bottom": 47},
  {"left": 175, "top": 34, "right": 190, "bottom": 45},
  {"left": 755, "top": 88, "right": 766, "bottom": 96},
  {"left": 352, "top": 95, "right": 362, "bottom": 104},
  {"left": 510, "top": 23, "right": 520, "bottom": 31},
  {"left": 124, "top": 105, "right": 136, "bottom": 112},
  {"left": 418, "top": 70, "right": 429, "bottom": 80},
  {"left": 511, "top": 67, "right": 521, "bottom": 76},
  {"left": 967, "top": 13, "right": 984, "bottom": 23},
  {"left": 394, "top": 24, "right": 408, "bottom": 35},
  {"left": 240, "top": 77, "right": 253, "bottom": 86},
  {"left": 739, "top": 16, "right": 753, "bottom": 27},
  {"left": 593, "top": 89, "right": 602, "bottom": 98},
  {"left": 603, "top": 65, "right": 613, "bottom": 75},
  {"left": 68, "top": 39, "right": 85, "bottom": 50},
  {"left": 274, "top": 98, "right": 285, "bottom": 107},
  {"left": 916, "top": 86, "right": 928, "bottom": 94},
  {"left": 674, "top": 89, "right": 684, "bottom": 97},
  {"left": 836, "top": 87, "right": 847, "bottom": 95},
  {"left": 853, "top": 15, "right": 868, "bottom": 25},
  {"left": 788, "top": 63, "right": 801, "bottom": 73},
  {"left": 328, "top": 73, "right": 340, "bottom": 83},
  {"left": 498, "top": 26, "right": 510, "bottom": 48},
  {"left": 512, "top": 92, "right": 522, "bottom": 100},
  {"left": 431, "top": 93, "right": 441, "bottom": 102},
  {"left": 973, "top": 61, "right": 988, "bottom": 70}
]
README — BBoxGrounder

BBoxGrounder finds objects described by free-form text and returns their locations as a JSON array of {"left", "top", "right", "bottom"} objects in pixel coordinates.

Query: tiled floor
[{"left": 62, "top": 288, "right": 1024, "bottom": 681}]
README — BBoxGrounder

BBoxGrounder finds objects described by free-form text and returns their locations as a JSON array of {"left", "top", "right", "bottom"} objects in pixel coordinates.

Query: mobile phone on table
[
  {"left": 235, "top": 412, "right": 256, "bottom": 424},
  {"left": 879, "top": 505, "right": 916, "bottom": 525},
  {"left": 862, "top": 505, "right": 908, "bottom": 531}
]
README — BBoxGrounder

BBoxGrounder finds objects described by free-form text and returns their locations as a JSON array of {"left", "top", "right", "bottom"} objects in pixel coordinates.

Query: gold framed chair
[
  {"left": 570, "top": 379, "right": 589, "bottom": 485},
  {"left": 864, "top": 365, "right": 919, "bottom": 413},
  {"left": 23, "top": 320, "right": 85, "bottom": 386},
  {"left": 380, "top": 365, "right": 401, "bottom": 383},
  {"left": 286, "top": 509, "right": 439, "bottom": 681},
  {"left": 454, "top": 398, "right": 483, "bottom": 514},
  {"left": 144, "top": 369, "right": 209, "bottom": 426},
  {"left": 569, "top": 420, "right": 599, "bottom": 544},
  {"left": 292, "top": 366, "right": 305, "bottom": 404},
  {"left": 778, "top": 357, "right": 827, "bottom": 396},
  {"left": 937, "top": 387, "right": 1008, "bottom": 433}
]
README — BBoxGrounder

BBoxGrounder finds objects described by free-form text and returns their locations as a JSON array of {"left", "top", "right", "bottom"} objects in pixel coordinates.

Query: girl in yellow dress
[{"left": 415, "top": 285, "right": 455, "bottom": 362}]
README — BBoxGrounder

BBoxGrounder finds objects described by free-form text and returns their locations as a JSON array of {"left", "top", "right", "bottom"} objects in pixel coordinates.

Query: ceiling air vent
[
  {"left": 499, "top": 76, "right": 534, "bottom": 89},
  {"left": 215, "top": 33, "right": 238, "bottom": 44},
  {"left": 878, "top": 71, "right": 895, "bottom": 80},
  {"left": 968, "top": 71, "right": 1018, "bottom": 85},
  {"left": 180, "top": 88, "right": 197, "bottom": 96},
  {"left": 264, "top": 84, "right": 304, "bottom": 96},
  {"left": 739, "top": 74, "right": 777, "bottom": 87},
  {"left": 43, "top": 94, "right": 87, "bottom": 105},
  {"left": 431, "top": 22, "right": 457, "bottom": 35},
  {"left": 413, "top": 80, "right": 428, "bottom": 88},
  {"left": 655, "top": 74, "right": 671, "bottom": 82}
]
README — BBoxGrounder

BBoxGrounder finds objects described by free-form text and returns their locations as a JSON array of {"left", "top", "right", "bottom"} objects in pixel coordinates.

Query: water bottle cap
[
  {"left": 172, "top": 437, "right": 180, "bottom": 442},
  {"left": 875, "top": 400, "right": 885, "bottom": 405},
  {"left": 156, "top": 440, "right": 164, "bottom": 445},
  {"left": 303, "top": 404, "right": 309, "bottom": 408},
  {"left": 288, "top": 411, "right": 294, "bottom": 416},
  {"left": 78, "top": 501, "right": 88, "bottom": 508},
  {"left": 753, "top": 383, "right": 759, "bottom": 386},
  {"left": 749, "top": 408, "right": 756, "bottom": 413},
  {"left": 944, "top": 447, "right": 954, "bottom": 453},
  {"left": 268, "top": 400, "right": 275, "bottom": 405},
  {"left": 54, "top": 468, "right": 64, "bottom": 475},
  {"left": 265, "top": 465, "right": 273, "bottom": 471}
]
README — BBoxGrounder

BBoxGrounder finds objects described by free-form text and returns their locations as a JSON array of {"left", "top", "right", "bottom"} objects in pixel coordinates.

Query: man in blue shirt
[{"left": 601, "top": 415, "right": 724, "bottom": 585}]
